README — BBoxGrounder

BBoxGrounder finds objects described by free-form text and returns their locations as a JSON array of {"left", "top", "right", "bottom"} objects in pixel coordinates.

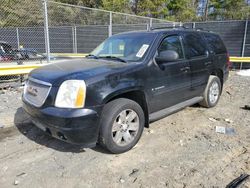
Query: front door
[{"left": 146, "top": 35, "right": 192, "bottom": 113}]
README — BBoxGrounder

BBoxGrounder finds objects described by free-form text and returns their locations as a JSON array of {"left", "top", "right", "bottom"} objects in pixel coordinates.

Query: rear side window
[
  {"left": 184, "top": 33, "right": 207, "bottom": 58},
  {"left": 203, "top": 33, "right": 227, "bottom": 54}
]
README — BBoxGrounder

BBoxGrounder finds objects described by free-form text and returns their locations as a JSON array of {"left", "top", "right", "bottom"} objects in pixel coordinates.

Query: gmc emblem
[{"left": 27, "top": 86, "right": 38, "bottom": 96}]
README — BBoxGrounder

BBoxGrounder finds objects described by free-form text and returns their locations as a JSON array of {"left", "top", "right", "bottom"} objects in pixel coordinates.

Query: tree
[
  {"left": 55, "top": 0, "right": 103, "bottom": 8},
  {"left": 102, "top": 0, "right": 130, "bottom": 12},
  {"left": 0, "top": 0, "right": 44, "bottom": 27},
  {"left": 49, "top": 0, "right": 109, "bottom": 26},
  {"left": 136, "top": 0, "right": 169, "bottom": 18},
  {"left": 167, "top": 0, "right": 199, "bottom": 21},
  {"left": 209, "top": 0, "right": 250, "bottom": 20}
]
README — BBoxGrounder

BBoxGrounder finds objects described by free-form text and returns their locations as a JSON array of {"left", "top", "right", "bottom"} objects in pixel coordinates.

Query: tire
[
  {"left": 99, "top": 98, "right": 145, "bottom": 154},
  {"left": 199, "top": 75, "right": 221, "bottom": 108}
]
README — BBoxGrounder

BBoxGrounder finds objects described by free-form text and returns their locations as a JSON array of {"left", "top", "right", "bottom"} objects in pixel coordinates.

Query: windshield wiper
[
  {"left": 85, "top": 54, "right": 99, "bottom": 59},
  {"left": 99, "top": 56, "right": 127, "bottom": 63}
]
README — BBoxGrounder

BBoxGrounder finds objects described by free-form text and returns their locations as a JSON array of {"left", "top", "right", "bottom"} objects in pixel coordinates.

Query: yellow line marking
[
  {"left": 230, "top": 57, "right": 250, "bottom": 63},
  {"left": 51, "top": 53, "right": 87, "bottom": 57},
  {"left": 1, "top": 56, "right": 250, "bottom": 76},
  {"left": 0, "top": 64, "right": 44, "bottom": 76}
]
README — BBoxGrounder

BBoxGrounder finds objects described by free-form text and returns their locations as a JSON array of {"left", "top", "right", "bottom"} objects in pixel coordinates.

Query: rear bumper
[{"left": 22, "top": 101, "right": 102, "bottom": 147}]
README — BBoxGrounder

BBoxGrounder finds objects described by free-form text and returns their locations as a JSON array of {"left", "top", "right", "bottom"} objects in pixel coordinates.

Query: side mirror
[{"left": 155, "top": 50, "right": 179, "bottom": 64}]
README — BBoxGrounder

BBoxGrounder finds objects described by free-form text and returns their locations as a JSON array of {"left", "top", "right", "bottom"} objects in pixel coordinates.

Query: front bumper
[{"left": 22, "top": 101, "right": 102, "bottom": 148}]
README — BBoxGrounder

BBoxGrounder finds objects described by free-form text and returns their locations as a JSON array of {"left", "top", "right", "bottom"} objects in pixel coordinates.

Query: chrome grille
[{"left": 23, "top": 77, "right": 52, "bottom": 107}]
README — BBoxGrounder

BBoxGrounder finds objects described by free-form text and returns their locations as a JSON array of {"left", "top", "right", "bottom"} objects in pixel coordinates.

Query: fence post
[
  {"left": 43, "top": 0, "right": 51, "bottom": 63},
  {"left": 109, "top": 12, "right": 112, "bottom": 37},
  {"left": 241, "top": 19, "right": 248, "bottom": 69},
  {"left": 74, "top": 26, "right": 77, "bottom": 53},
  {"left": 16, "top": 27, "right": 23, "bottom": 65},
  {"left": 192, "top": 22, "right": 196, "bottom": 29},
  {"left": 149, "top": 18, "right": 153, "bottom": 28},
  {"left": 16, "top": 28, "right": 20, "bottom": 50},
  {"left": 72, "top": 26, "right": 75, "bottom": 53}
]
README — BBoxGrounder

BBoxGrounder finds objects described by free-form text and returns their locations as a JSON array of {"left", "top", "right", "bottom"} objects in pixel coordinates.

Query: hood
[{"left": 30, "top": 58, "right": 127, "bottom": 86}]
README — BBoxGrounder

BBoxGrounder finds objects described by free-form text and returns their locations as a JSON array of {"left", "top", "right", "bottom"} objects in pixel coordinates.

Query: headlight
[{"left": 55, "top": 80, "right": 86, "bottom": 108}]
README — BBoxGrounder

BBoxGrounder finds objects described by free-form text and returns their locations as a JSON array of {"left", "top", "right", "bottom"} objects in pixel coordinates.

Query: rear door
[
  {"left": 182, "top": 32, "right": 210, "bottom": 97},
  {"left": 203, "top": 33, "right": 229, "bottom": 79}
]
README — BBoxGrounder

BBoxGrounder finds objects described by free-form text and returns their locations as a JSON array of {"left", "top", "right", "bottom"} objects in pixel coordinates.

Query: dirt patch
[{"left": 0, "top": 72, "right": 250, "bottom": 187}]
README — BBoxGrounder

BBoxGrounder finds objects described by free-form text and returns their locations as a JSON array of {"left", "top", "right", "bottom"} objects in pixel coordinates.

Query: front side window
[
  {"left": 184, "top": 33, "right": 207, "bottom": 58},
  {"left": 90, "top": 33, "right": 156, "bottom": 63},
  {"left": 158, "top": 35, "right": 184, "bottom": 59}
]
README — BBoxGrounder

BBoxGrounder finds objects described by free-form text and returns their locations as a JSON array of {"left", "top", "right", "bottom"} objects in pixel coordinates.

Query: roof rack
[
  {"left": 150, "top": 25, "right": 188, "bottom": 30},
  {"left": 194, "top": 28, "right": 204, "bottom": 31},
  {"left": 149, "top": 25, "right": 212, "bottom": 32},
  {"left": 192, "top": 27, "right": 213, "bottom": 32}
]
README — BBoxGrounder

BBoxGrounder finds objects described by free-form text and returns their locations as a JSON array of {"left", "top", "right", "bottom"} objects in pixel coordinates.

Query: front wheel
[
  {"left": 199, "top": 75, "right": 221, "bottom": 108},
  {"left": 99, "top": 98, "right": 145, "bottom": 154}
]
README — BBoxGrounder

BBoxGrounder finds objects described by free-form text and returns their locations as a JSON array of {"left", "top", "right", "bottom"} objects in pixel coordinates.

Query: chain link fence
[
  {"left": 0, "top": 0, "right": 44, "bottom": 60},
  {"left": 0, "top": 0, "right": 176, "bottom": 65},
  {"left": 0, "top": 0, "right": 44, "bottom": 84},
  {"left": 184, "top": 20, "right": 250, "bottom": 69},
  {"left": 1, "top": 0, "right": 250, "bottom": 85},
  {"left": 0, "top": 0, "right": 176, "bottom": 84}
]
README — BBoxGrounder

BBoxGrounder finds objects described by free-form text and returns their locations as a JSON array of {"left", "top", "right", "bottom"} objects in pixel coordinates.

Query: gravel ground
[{"left": 0, "top": 72, "right": 249, "bottom": 188}]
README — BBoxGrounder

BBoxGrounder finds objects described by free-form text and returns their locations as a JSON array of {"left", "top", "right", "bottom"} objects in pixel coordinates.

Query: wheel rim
[
  {"left": 112, "top": 109, "right": 139, "bottom": 146},
  {"left": 209, "top": 81, "right": 219, "bottom": 104}
]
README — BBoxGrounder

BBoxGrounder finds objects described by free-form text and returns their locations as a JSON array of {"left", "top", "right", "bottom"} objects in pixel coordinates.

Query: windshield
[{"left": 89, "top": 33, "right": 155, "bottom": 62}]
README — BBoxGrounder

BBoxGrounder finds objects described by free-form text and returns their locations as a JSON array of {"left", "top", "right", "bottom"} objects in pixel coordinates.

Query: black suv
[{"left": 22, "top": 28, "right": 229, "bottom": 153}]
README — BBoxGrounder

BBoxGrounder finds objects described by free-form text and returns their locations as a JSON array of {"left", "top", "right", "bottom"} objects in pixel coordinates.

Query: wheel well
[
  {"left": 211, "top": 69, "right": 223, "bottom": 89},
  {"left": 106, "top": 90, "right": 149, "bottom": 128}
]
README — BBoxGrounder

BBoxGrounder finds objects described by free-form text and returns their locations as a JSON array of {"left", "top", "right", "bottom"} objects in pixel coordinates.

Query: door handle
[
  {"left": 205, "top": 61, "right": 212, "bottom": 66},
  {"left": 180, "top": 66, "right": 190, "bottom": 72}
]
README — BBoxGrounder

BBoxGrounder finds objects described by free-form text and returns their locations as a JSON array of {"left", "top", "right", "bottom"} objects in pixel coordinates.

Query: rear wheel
[
  {"left": 99, "top": 98, "right": 145, "bottom": 154},
  {"left": 199, "top": 75, "right": 221, "bottom": 108}
]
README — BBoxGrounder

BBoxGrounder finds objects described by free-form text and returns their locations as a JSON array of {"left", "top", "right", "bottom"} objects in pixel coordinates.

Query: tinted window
[
  {"left": 204, "top": 33, "right": 226, "bottom": 54},
  {"left": 184, "top": 33, "right": 207, "bottom": 58},
  {"left": 158, "top": 35, "right": 184, "bottom": 59}
]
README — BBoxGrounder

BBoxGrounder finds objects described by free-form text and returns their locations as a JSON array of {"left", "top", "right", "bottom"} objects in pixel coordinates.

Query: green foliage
[
  {"left": 102, "top": 0, "right": 130, "bottom": 12},
  {"left": 136, "top": 0, "right": 169, "bottom": 18},
  {"left": 0, "top": 0, "right": 44, "bottom": 27},
  {"left": 48, "top": 2, "right": 110, "bottom": 26},
  {"left": 209, "top": 0, "right": 250, "bottom": 20},
  {"left": 54, "top": 0, "right": 103, "bottom": 8},
  {"left": 1, "top": 0, "right": 250, "bottom": 28},
  {"left": 167, "top": 0, "right": 198, "bottom": 21}
]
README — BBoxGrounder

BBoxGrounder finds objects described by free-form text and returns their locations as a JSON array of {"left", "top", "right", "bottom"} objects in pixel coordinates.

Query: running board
[{"left": 149, "top": 96, "right": 203, "bottom": 122}]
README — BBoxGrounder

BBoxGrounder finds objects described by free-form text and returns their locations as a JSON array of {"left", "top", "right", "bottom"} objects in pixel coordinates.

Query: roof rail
[
  {"left": 149, "top": 25, "right": 213, "bottom": 33},
  {"left": 150, "top": 25, "right": 189, "bottom": 30},
  {"left": 194, "top": 27, "right": 204, "bottom": 31},
  {"left": 193, "top": 27, "right": 214, "bottom": 32}
]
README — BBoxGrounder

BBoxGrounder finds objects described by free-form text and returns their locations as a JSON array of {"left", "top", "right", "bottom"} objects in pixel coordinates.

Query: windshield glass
[{"left": 90, "top": 33, "right": 155, "bottom": 62}]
